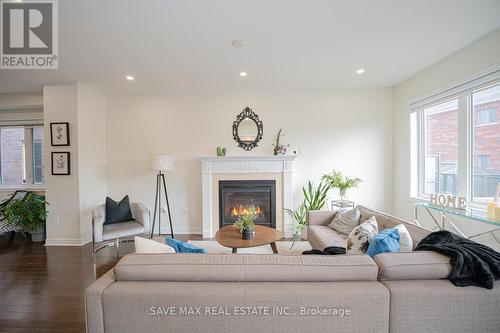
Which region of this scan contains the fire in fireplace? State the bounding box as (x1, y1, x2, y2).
(219, 180, 276, 229)
(230, 205, 264, 217)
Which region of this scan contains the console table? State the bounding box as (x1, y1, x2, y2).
(414, 202, 500, 244)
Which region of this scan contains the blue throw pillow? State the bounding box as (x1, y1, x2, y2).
(165, 237, 207, 253)
(366, 228, 400, 257)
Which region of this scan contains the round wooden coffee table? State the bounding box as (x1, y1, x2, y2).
(215, 225, 283, 253)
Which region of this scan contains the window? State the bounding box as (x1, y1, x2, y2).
(423, 99, 459, 195)
(476, 108, 496, 126)
(0, 126, 44, 187)
(472, 84, 500, 202)
(411, 75, 500, 207)
(32, 126, 45, 185)
(0, 128, 26, 185)
(478, 155, 491, 169)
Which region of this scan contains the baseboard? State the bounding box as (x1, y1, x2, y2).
(158, 227, 202, 235)
(80, 233, 93, 245)
(45, 234, 92, 246)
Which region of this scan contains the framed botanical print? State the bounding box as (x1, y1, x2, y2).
(50, 122, 70, 146)
(51, 152, 71, 175)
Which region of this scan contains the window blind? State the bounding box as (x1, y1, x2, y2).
(0, 109, 44, 126)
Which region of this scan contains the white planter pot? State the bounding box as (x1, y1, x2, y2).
(28, 226, 45, 243)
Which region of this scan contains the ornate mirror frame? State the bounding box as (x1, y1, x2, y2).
(232, 107, 263, 151)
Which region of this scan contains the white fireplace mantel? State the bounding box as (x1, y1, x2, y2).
(199, 155, 297, 238)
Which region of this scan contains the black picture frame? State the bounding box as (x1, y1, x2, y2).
(50, 122, 70, 146)
(232, 107, 263, 151)
(51, 152, 71, 175)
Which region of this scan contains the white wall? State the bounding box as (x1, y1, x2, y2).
(0, 93, 42, 110)
(77, 84, 107, 242)
(44, 85, 81, 245)
(106, 89, 393, 234)
(44, 83, 107, 245)
(392, 28, 500, 249)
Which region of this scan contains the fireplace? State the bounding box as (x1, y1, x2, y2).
(199, 156, 296, 238)
(219, 180, 276, 229)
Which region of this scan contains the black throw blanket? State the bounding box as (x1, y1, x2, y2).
(303, 246, 346, 255)
(415, 230, 500, 289)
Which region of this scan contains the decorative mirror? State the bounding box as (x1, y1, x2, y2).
(232, 107, 263, 151)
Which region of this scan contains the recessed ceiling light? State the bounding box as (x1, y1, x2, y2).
(232, 40, 243, 48)
(356, 69, 365, 74)
(126, 75, 134, 81)
(239, 72, 247, 77)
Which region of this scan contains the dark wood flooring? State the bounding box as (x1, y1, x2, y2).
(0, 233, 200, 333)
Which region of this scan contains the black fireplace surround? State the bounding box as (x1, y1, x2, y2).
(219, 180, 276, 229)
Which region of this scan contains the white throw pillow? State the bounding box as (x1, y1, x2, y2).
(393, 224, 413, 252)
(328, 208, 361, 235)
(134, 236, 176, 254)
(346, 216, 378, 254)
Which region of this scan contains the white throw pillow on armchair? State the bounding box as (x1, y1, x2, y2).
(134, 236, 176, 254)
(328, 208, 361, 235)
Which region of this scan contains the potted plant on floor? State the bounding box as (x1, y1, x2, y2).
(285, 179, 330, 242)
(3, 193, 48, 242)
(233, 205, 258, 240)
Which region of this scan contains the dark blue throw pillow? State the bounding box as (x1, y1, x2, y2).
(104, 195, 134, 225)
(165, 237, 207, 253)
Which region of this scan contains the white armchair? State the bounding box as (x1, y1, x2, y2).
(92, 202, 150, 256)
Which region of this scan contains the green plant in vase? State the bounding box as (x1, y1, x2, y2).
(216, 147, 226, 156)
(322, 170, 362, 203)
(3, 193, 48, 242)
(285, 179, 330, 242)
(272, 128, 289, 155)
(233, 205, 257, 240)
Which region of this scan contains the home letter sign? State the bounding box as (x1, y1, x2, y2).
(429, 194, 467, 210)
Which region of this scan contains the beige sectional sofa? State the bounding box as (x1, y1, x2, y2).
(308, 205, 500, 332)
(86, 206, 500, 333)
(87, 253, 390, 333)
(307, 205, 430, 251)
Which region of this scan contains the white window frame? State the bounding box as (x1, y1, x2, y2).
(410, 65, 500, 209)
(0, 124, 45, 190)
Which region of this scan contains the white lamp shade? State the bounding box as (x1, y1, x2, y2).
(148, 154, 174, 171)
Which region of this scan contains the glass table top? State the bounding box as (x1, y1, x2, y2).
(415, 202, 500, 227)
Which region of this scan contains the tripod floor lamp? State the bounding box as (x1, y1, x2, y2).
(148, 153, 175, 238)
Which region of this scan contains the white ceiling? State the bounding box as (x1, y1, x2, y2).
(1, 0, 500, 95)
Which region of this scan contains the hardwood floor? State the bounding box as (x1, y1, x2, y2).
(0, 233, 201, 333)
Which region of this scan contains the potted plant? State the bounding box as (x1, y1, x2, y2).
(233, 205, 258, 240)
(285, 179, 330, 241)
(272, 128, 289, 155)
(3, 193, 47, 242)
(322, 170, 362, 204)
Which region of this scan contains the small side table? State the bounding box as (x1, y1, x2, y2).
(331, 200, 354, 210)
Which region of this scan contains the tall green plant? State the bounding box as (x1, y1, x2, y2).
(3, 193, 47, 231)
(285, 179, 330, 240)
(275, 129, 282, 147)
(322, 170, 362, 201)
